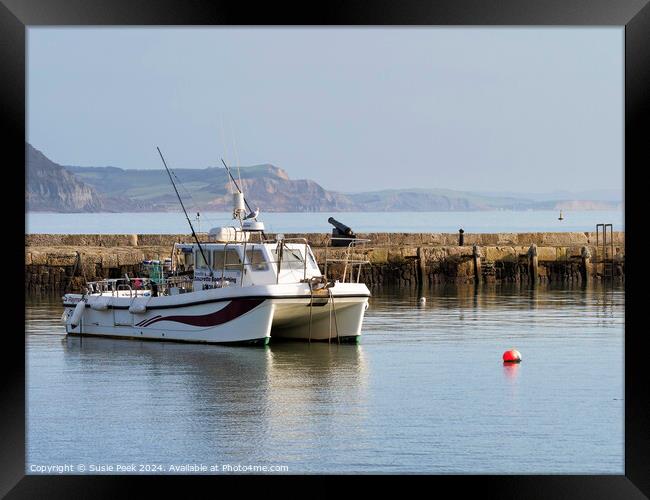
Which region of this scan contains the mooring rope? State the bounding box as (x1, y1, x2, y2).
(308, 280, 313, 344)
(327, 287, 340, 344)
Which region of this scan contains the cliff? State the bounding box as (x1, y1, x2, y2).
(26, 143, 104, 212)
(26, 144, 151, 212)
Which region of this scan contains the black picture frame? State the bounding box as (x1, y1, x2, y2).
(3, 0, 646, 497)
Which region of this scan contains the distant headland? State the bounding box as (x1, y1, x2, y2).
(25, 143, 622, 213)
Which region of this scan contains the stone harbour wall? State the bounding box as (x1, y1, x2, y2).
(317, 244, 624, 288)
(25, 232, 625, 293)
(25, 231, 625, 249)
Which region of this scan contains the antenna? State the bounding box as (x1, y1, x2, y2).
(221, 157, 267, 239)
(221, 158, 242, 194)
(157, 147, 212, 277)
(220, 117, 236, 196)
(232, 133, 242, 190)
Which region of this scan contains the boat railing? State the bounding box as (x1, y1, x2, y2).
(86, 278, 149, 297)
(259, 235, 369, 283)
(163, 275, 194, 293)
(86, 275, 194, 297)
(323, 238, 371, 283)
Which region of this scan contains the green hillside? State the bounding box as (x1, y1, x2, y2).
(65, 164, 288, 200)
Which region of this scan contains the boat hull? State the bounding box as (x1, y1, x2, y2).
(270, 294, 368, 342)
(63, 296, 275, 345)
(62, 282, 370, 345)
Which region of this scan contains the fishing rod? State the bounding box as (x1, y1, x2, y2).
(157, 147, 213, 278)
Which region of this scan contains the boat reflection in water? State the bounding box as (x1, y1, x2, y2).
(261, 341, 369, 457)
(59, 335, 369, 468)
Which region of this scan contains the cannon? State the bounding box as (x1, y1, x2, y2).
(328, 217, 357, 247)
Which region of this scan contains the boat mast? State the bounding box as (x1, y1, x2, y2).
(156, 147, 213, 278)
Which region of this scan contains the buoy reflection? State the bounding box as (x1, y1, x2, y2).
(502, 362, 520, 380)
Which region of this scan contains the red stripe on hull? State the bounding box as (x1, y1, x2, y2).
(136, 315, 162, 327)
(139, 299, 266, 328)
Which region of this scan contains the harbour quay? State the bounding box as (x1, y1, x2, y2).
(25, 231, 624, 293)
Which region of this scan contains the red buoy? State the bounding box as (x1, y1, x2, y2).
(503, 348, 521, 363)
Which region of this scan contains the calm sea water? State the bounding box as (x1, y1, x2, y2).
(26, 284, 624, 474)
(26, 210, 623, 234)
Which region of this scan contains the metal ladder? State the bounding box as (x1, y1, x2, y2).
(595, 223, 615, 280)
(481, 259, 496, 279)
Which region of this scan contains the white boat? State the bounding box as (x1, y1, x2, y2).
(62, 157, 371, 346)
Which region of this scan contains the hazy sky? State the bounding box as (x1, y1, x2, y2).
(27, 27, 623, 194)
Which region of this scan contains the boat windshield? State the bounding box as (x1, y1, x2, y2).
(245, 248, 269, 271)
(306, 248, 318, 269)
(273, 247, 304, 271)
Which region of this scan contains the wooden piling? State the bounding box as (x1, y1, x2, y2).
(472, 245, 482, 284)
(528, 244, 538, 285)
(416, 247, 427, 291)
(581, 246, 592, 283)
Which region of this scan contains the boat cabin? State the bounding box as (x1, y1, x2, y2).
(173, 239, 322, 290)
